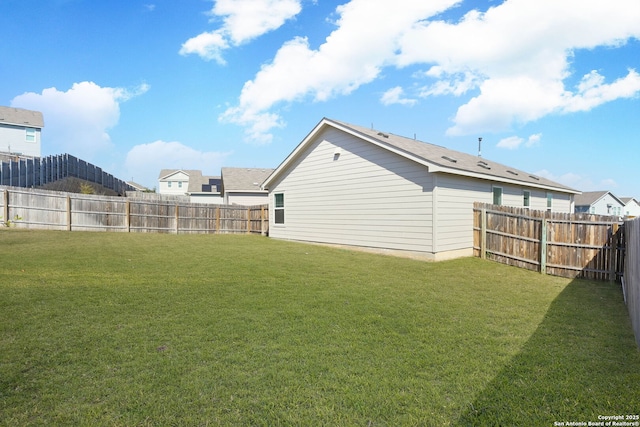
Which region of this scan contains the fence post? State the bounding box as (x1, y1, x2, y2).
(540, 218, 547, 274)
(66, 195, 72, 231)
(125, 200, 131, 233)
(261, 205, 266, 236)
(481, 207, 487, 259)
(3, 189, 8, 223)
(175, 204, 179, 234)
(216, 207, 220, 233)
(610, 222, 619, 282)
(247, 207, 251, 234)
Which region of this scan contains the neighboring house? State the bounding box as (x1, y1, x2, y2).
(127, 181, 150, 192)
(188, 173, 223, 205)
(620, 197, 640, 218)
(220, 167, 274, 205)
(0, 106, 44, 157)
(158, 169, 222, 204)
(262, 118, 580, 260)
(158, 169, 193, 195)
(574, 191, 625, 217)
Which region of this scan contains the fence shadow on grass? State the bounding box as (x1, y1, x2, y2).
(455, 279, 640, 426)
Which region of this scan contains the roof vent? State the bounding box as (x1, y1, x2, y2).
(377, 132, 389, 138)
(441, 155, 457, 163)
(529, 175, 540, 180)
(477, 161, 490, 170)
(507, 170, 518, 175)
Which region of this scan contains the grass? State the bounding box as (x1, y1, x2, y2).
(0, 229, 639, 426)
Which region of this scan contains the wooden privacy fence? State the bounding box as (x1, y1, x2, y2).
(1, 186, 268, 235)
(0, 153, 132, 195)
(623, 218, 640, 348)
(473, 202, 624, 282)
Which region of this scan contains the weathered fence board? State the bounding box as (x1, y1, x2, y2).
(1, 186, 268, 235)
(623, 218, 640, 348)
(473, 202, 624, 281)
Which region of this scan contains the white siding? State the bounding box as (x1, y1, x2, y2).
(435, 175, 575, 252)
(226, 192, 268, 206)
(591, 194, 625, 216)
(158, 171, 190, 195)
(434, 174, 489, 252)
(625, 200, 640, 217)
(0, 123, 41, 157)
(269, 128, 434, 253)
(190, 194, 224, 204)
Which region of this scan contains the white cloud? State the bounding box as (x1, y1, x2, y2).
(526, 133, 541, 147)
(497, 132, 542, 149)
(11, 81, 149, 161)
(180, 0, 302, 63)
(562, 69, 640, 113)
(221, 0, 459, 142)
(395, 0, 640, 135)
(221, 0, 640, 141)
(380, 86, 417, 106)
(124, 140, 232, 189)
(419, 71, 479, 97)
(496, 136, 523, 150)
(535, 169, 618, 192)
(180, 31, 229, 64)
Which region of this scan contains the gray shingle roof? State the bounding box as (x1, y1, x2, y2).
(574, 191, 609, 206)
(0, 106, 44, 128)
(574, 191, 625, 207)
(158, 169, 202, 180)
(327, 118, 578, 193)
(221, 167, 274, 192)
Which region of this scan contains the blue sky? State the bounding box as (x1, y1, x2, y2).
(2, 0, 639, 198)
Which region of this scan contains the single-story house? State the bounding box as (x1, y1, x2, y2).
(620, 197, 640, 218)
(574, 191, 625, 217)
(0, 106, 44, 158)
(261, 118, 580, 260)
(220, 167, 274, 205)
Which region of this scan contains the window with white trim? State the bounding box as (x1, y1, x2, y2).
(274, 193, 284, 224)
(546, 192, 553, 211)
(523, 190, 530, 207)
(492, 187, 502, 205)
(25, 128, 36, 142)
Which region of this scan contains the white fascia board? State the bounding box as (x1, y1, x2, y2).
(159, 170, 189, 181)
(262, 119, 331, 190)
(227, 190, 268, 194)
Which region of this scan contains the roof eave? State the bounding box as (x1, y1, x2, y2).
(261, 118, 579, 195)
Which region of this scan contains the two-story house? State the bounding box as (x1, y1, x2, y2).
(0, 106, 44, 157)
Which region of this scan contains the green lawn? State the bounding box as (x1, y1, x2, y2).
(1, 230, 638, 426)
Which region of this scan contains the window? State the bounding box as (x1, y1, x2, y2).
(546, 192, 553, 211)
(25, 128, 36, 142)
(523, 190, 530, 207)
(178, 181, 183, 188)
(274, 193, 284, 224)
(492, 187, 502, 205)
(168, 181, 172, 188)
